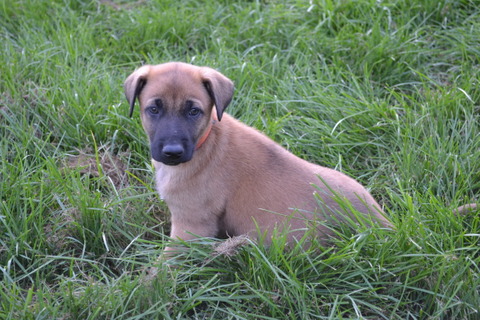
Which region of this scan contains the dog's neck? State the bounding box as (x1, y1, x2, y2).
(195, 114, 217, 150)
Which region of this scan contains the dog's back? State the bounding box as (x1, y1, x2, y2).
(190, 113, 390, 241)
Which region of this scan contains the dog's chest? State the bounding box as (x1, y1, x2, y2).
(154, 167, 179, 200)
(154, 165, 204, 203)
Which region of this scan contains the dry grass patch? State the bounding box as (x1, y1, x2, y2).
(66, 147, 129, 189)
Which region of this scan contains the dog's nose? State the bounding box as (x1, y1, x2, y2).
(162, 144, 184, 159)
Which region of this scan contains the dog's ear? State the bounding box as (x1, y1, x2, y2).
(124, 65, 151, 118)
(201, 68, 234, 121)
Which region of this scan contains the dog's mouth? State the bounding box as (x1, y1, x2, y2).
(152, 155, 192, 166)
(159, 158, 187, 166)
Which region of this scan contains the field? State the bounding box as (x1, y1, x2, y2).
(1, 0, 479, 319)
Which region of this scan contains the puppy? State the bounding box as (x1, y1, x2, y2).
(124, 62, 391, 254)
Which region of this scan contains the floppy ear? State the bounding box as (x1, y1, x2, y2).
(124, 65, 151, 118)
(201, 67, 234, 121)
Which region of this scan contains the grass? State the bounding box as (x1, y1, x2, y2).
(1, 0, 479, 318)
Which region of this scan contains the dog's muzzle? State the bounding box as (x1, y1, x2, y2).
(152, 142, 193, 166)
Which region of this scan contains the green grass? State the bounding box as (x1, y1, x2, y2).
(1, 0, 479, 318)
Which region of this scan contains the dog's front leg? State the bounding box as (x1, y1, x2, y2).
(164, 217, 219, 254)
(144, 217, 218, 279)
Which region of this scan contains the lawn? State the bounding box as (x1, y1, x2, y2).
(1, 0, 479, 319)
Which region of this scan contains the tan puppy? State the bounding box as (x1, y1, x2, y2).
(125, 62, 391, 253)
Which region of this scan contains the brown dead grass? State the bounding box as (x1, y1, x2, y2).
(66, 147, 128, 189)
(212, 235, 251, 257)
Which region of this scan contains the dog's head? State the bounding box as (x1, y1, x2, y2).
(124, 62, 234, 165)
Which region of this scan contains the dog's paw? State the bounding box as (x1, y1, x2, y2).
(138, 266, 160, 284)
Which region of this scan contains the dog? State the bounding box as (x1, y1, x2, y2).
(124, 62, 392, 255)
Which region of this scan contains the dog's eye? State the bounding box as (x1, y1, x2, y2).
(188, 107, 201, 117)
(148, 106, 160, 114)
(146, 99, 163, 115)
